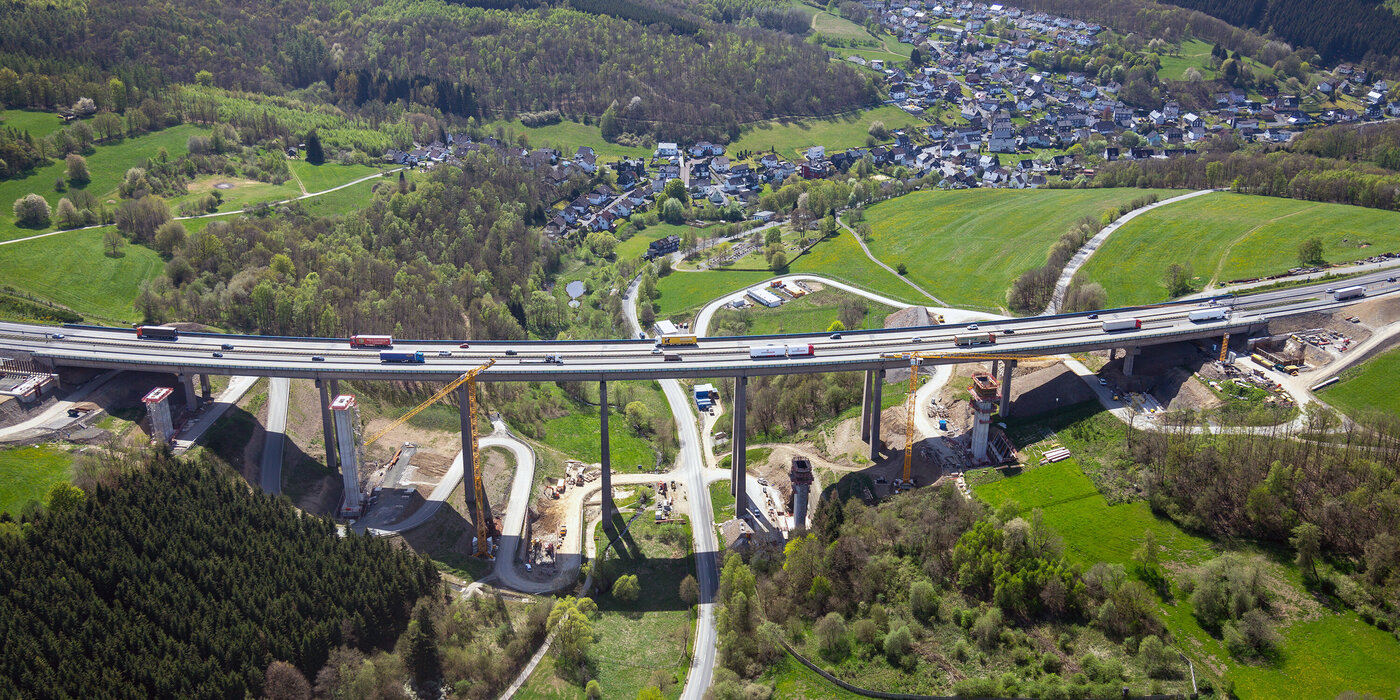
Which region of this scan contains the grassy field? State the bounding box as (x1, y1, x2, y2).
(975, 458, 1214, 568)
(0, 109, 65, 139)
(0, 226, 162, 324)
(710, 286, 896, 335)
(1318, 346, 1400, 419)
(1076, 193, 1400, 306)
(765, 651, 866, 699)
(0, 124, 206, 242)
(861, 188, 1179, 312)
(973, 414, 1400, 699)
(708, 479, 735, 520)
(286, 160, 385, 193)
(1156, 38, 1218, 81)
(486, 118, 652, 160)
(169, 175, 300, 214)
(615, 222, 696, 261)
(654, 231, 923, 321)
(728, 105, 927, 160)
(0, 446, 74, 515)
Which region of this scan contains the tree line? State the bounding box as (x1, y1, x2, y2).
(1158, 0, 1400, 70)
(134, 153, 559, 340)
(0, 0, 876, 143)
(0, 449, 439, 698)
(708, 483, 1195, 697)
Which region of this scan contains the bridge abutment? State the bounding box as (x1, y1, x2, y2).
(1124, 346, 1141, 376)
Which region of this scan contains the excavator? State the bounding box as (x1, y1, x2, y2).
(363, 359, 497, 557)
(881, 351, 1049, 490)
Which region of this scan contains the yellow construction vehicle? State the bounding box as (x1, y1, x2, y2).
(882, 351, 1050, 489)
(364, 359, 496, 557)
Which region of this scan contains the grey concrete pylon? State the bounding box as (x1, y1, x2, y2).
(731, 375, 748, 519)
(600, 380, 614, 532)
(860, 369, 873, 442)
(315, 378, 338, 469)
(458, 384, 479, 506)
(179, 372, 197, 411)
(999, 359, 1016, 417)
(868, 369, 884, 461)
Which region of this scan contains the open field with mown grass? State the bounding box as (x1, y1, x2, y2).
(0, 110, 65, 139)
(710, 286, 895, 335)
(1318, 346, 1400, 420)
(287, 160, 386, 193)
(1076, 192, 1400, 306)
(728, 105, 927, 159)
(973, 407, 1400, 699)
(615, 222, 697, 261)
(0, 446, 73, 515)
(486, 118, 652, 160)
(860, 188, 1178, 312)
(0, 226, 161, 324)
(654, 231, 923, 321)
(0, 124, 206, 242)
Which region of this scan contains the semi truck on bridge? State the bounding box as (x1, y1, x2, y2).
(1101, 318, 1142, 332)
(1187, 307, 1230, 322)
(351, 335, 394, 348)
(380, 351, 425, 364)
(749, 344, 815, 359)
(136, 325, 179, 340)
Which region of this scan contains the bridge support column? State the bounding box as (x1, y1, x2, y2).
(600, 380, 614, 533)
(999, 360, 1016, 417)
(200, 374, 212, 400)
(1124, 347, 1140, 376)
(315, 379, 338, 469)
(458, 384, 483, 511)
(731, 375, 748, 519)
(329, 378, 341, 400)
(179, 372, 197, 412)
(860, 370, 873, 442)
(868, 369, 885, 462)
(991, 359, 1000, 379)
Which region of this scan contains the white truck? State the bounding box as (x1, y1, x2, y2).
(1332, 285, 1366, 301)
(1101, 318, 1142, 332)
(1187, 307, 1230, 322)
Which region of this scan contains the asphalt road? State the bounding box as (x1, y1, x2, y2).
(259, 377, 290, 494)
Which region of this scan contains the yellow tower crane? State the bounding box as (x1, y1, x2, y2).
(363, 359, 497, 557)
(882, 351, 1051, 489)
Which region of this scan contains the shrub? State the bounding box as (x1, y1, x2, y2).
(910, 580, 940, 623)
(972, 608, 1003, 650)
(882, 624, 912, 662)
(612, 574, 640, 602)
(814, 612, 849, 661)
(13, 193, 51, 227)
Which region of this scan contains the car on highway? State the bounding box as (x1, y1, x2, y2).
(221, 343, 234, 350)
(911, 337, 924, 343)
(1099, 378, 1108, 386)
(966, 324, 979, 330)
(458, 342, 471, 348)
(829, 332, 842, 340)
(651, 347, 663, 355)
(312, 356, 325, 362)
(1389, 277, 1397, 283)
(1003, 329, 1016, 335)
(1088, 314, 1099, 320)
(438, 350, 451, 357)
(503, 349, 517, 356)
(50, 333, 64, 340)
(1325, 288, 1336, 294)
(212, 352, 223, 358)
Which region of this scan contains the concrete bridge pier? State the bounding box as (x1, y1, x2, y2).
(457, 384, 484, 512)
(868, 369, 885, 461)
(200, 373, 212, 400)
(1124, 347, 1141, 376)
(600, 380, 615, 533)
(860, 370, 873, 442)
(179, 372, 197, 412)
(731, 375, 749, 519)
(999, 360, 1016, 417)
(315, 378, 339, 469)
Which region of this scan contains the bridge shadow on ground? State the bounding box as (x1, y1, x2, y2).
(591, 511, 694, 616)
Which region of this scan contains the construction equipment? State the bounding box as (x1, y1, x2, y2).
(363, 359, 496, 556)
(882, 352, 1051, 488)
(1219, 333, 1230, 362)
